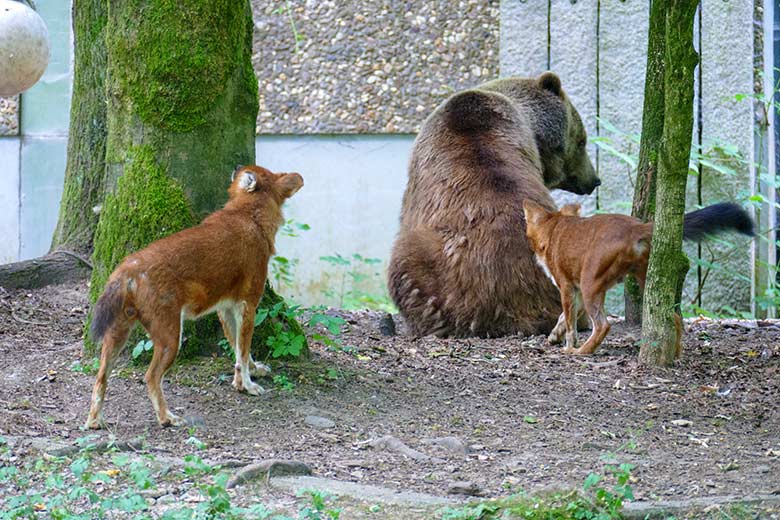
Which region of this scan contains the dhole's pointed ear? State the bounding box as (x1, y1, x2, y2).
(560, 203, 581, 216)
(538, 71, 562, 97)
(237, 171, 256, 192)
(523, 200, 548, 226)
(277, 173, 304, 198)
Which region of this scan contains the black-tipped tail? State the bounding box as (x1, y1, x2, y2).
(90, 280, 124, 342)
(683, 202, 755, 242)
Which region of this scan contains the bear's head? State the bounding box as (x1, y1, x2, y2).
(481, 73, 600, 195)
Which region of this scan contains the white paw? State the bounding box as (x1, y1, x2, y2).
(84, 415, 105, 430)
(243, 380, 266, 396)
(547, 330, 564, 345)
(161, 412, 187, 427)
(251, 361, 271, 377)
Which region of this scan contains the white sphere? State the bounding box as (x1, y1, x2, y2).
(0, 0, 50, 96)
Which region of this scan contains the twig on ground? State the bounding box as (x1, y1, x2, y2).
(11, 310, 49, 326)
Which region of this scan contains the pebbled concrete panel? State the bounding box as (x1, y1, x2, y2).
(252, 0, 499, 134)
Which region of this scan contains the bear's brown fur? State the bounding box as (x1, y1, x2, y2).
(388, 72, 599, 338)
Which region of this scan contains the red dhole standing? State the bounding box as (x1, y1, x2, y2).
(85, 165, 303, 429)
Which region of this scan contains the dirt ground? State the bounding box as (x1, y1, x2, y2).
(1, 281, 779, 514)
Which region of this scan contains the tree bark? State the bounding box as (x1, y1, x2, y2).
(50, 0, 108, 254)
(625, 0, 667, 325)
(79, 0, 305, 359)
(0, 251, 91, 290)
(639, 0, 699, 366)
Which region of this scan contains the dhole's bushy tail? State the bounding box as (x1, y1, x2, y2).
(90, 280, 124, 342)
(683, 202, 754, 242)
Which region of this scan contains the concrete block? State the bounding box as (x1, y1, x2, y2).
(19, 137, 67, 260)
(0, 138, 20, 263)
(256, 134, 413, 305)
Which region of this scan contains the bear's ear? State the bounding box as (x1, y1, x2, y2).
(538, 72, 562, 98)
(238, 171, 257, 192)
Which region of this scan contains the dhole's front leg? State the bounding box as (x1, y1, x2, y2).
(231, 302, 266, 396)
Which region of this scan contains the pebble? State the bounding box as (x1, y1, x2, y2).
(227, 459, 313, 489)
(447, 480, 484, 496)
(305, 415, 336, 429)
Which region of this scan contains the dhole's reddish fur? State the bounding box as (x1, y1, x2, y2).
(86, 165, 303, 429)
(523, 200, 754, 357)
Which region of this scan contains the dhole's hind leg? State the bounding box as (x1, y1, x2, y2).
(231, 303, 266, 396)
(572, 287, 610, 355)
(85, 324, 131, 429)
(145, 316, 186, 427)
(559, 285, 581, 352)
(549, 292, 583, 344)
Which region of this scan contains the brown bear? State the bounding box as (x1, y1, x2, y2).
(388, 72, 600, 338)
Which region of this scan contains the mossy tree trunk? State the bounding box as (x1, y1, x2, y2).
(75, 0, 304, 360)
(625, 0, 667, 325)
(639, 0, 699, 366)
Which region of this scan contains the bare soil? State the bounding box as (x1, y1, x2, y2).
(1, 282, 779, 511)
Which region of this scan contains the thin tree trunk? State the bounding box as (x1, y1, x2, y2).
(639, 0, 699, 366)
(50, 0, 107, 254)
(625, 0, 667, 325)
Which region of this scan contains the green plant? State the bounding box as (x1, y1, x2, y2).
(273, 373, 296, 392)
(436, 463, 635, 520)
(273, 0, 305, 53)
(131, 338, 153, 359)
(319, 253, 395, 311)
(296, 490, 341, 520)
(69, 357, 100, 375)
(253, 301, 346, 359)
(307, 306, 347, 350)
(255, 302, 307, 358)
(271, 219, 310, 290)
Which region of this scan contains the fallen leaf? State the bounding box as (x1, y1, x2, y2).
(671, 419, 693, 427)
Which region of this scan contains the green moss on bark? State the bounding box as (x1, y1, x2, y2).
(85, 146, 194, 355)
(639, 0, 699, 367)
(626, 0, 667, 325)
(106, 0, 251, 132)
